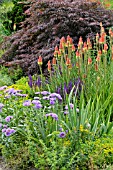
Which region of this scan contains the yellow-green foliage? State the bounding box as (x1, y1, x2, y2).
(10, 76, 31, 94)
(80, 133, 113, 169)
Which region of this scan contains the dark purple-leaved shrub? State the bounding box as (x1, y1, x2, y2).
(1, 0, 113, 75)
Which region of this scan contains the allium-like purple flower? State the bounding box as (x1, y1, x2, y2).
(50, 98, 56, 105)
(45, 113, 58, 121)
(49, 93, 62, 101)
(65, 130, 68, 133)
(0, 86, 7, 91)
(65, 103, 74, 110)
(3, 125, 7, 128)
(16, 90, 23, 93)
(5, 116, 13, 122)
(35, 92, 41, 95)
(64, 111, 69, 115)
(41, 91, 50, 95)
(23, 100, 31, 106)
(59, 132, 66, 138)
(5, 88, 16, 95)
(43, 96, 50, 100)
(0, 123, 2, 128)
(2, 128, 7, 133)
(16, 93, 27, 97)
(5, 128, 16, 136)
(59, 127, 63, 131)
(34, 103, 42, 109)
(32, 100, 41, 105)
(0, 103, 4, 112)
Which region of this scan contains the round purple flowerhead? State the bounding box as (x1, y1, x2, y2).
(34, 103, 42, 109)
(59, 127, 63, 131)
(16, 93, 27, 97)
(5, 128, 16, 136)
(43, 96, 50, 100)
(50, 98, 56, 105)
(59, 132, 66, 138)
(32, 100, 41, 105)
(2, 128, 7, 133)
(5, 88, 17, 95)
(45, 113, 58, 121)
(5, 116, 13, 122)
(23, 100, 31, 106)
(64, 111, 69, 115)
(65, 103, 74, 110)
(49, 93, 62, 101)
(41, 91, 50, 96)
(3, 125, 7, 128)
(0, 86, 7, 91)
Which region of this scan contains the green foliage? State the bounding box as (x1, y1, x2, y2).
(6, 0, 27, 32)
(0, 73, 13, 86)
(2, 143, 31, 170)
(0, 0, 14, 42)
(7, 65, 23, 82)
(0, 65, 23, 84)
(0, 0, 27, 43)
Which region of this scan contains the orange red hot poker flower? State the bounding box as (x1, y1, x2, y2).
(38, 56, 43, 65)
(66, 57, 71, 66)
(52, 57, 57, 65)
(88, 58, 92, 65)
(48, 60, 51, 71)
